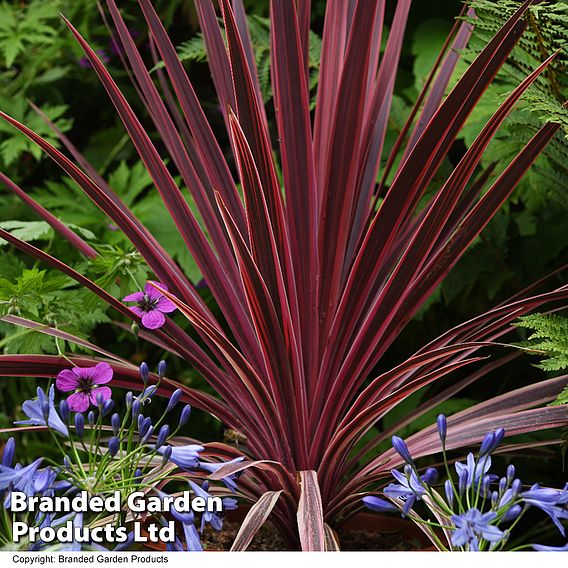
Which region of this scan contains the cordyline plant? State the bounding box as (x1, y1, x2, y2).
(0, 0, 567, 550)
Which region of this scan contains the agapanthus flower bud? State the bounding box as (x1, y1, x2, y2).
(140, 425, 154, 445)
(132, 400, 141, 419)
(511, 479, 522, 497)
(140, 362, 149, 385)
(158, 360, 167, 378)
(437, 414, 447, 444)
(506, 464, 515, 484)
(63, 455, 72, 470)
(503, 504, 522, 522)
(59, 400, 70, 423)
(111, 413, 121, 436)
(125, 391, 133, 410)
(1, 437, 15, 467)
(137, 413, 145, 432)
(134, 468, 142, 482)
(102, 399, 114, 416)
(141, 385, 157, 399)
(482, 475, 492, 498)
(423, 468, 437, 485)
(95, 392, 105, 408)
(87, 411, 95, 426)
(479, 432, 495, 456)
(178, 404, 192, 427)
(362, 496, 398, 513)
(459, 469, 468, 496)
(166, 389, 182, 414)
(491, 490, 499, 507)
(392, 436, 413, 464)
(499, 477, 508, 495)
(160, 445, 172, 467)
(108, 437, 120, 457)
(74, 413, 84, 439)
(156, 425, 169, 449)
(141, 417, 152, 438)
(445, 479, 454, 507)
(493, 428, 505, 449)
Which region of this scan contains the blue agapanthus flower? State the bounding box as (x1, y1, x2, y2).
(383, 465, 428, 515)
(455, 453, 493, 489)
(0, 458, 43, 495)
(533, 542, 568, 552)
(15, 386, 69, 437)
(157, 444, 204, 470)
(189, 479, 237, 532)
(521, 484, 568, 536)
(450, 508, 504, 551)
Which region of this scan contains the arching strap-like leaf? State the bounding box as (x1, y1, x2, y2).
(0, 315, 127, 364)
(297, 470, 325, 551)
(323, 523, 341, 551)
(230, 490, 283, 551)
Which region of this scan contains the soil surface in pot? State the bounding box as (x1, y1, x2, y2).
(201, 521, 423, 551)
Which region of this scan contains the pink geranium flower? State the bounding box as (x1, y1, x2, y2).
(123, 282, 177, 329)
(56, 362, 113, 412)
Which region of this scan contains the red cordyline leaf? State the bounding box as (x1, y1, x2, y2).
(0, 0, 566, 548)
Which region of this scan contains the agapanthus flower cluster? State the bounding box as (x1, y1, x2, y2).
(1, 360, 240, 551)
(363, 415, 568, 551)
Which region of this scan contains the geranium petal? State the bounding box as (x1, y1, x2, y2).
(66, 392, 90, 413)
(56, 370, 79, 392)
(92, 362, 113, 384)
(145, 281, 166, 301)
(123, 291, 144, 302)
(156, 296, 177, 313)
(129, 306, 146, 318)
(141, 309, 166, 329)
(89, 386, 112, 405)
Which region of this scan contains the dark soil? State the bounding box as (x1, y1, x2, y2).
(201, 521, 423, 551)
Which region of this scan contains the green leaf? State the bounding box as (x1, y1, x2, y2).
(0, 220, 53, 245)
